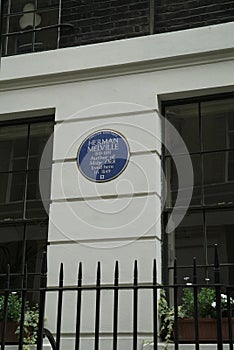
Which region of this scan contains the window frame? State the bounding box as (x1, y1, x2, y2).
(1, 0, 62, 56)
(0, 115, 54, 221)
(162, 92, 234, 284)
(0, 114, 54, 287)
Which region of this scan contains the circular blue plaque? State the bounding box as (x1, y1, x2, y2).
(77, 130, 130, 182)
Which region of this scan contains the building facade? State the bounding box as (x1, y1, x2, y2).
(0, 0, 234, 348)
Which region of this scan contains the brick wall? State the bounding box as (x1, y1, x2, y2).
(60, 0, 234, 48)
(155, 0, 234, 33)
(60, 0, 150, 48)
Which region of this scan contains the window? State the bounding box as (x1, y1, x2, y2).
(2, 0, 61, 56)
(0, 116, 54, 289)
(163, 94, 234, 285)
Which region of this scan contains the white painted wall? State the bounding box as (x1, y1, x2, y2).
(0, 22, 234, 349)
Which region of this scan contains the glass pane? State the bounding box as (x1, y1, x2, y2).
(10, 0, 35, 14)
(206, 210, 234, 283)
(6, 34, 18, 56)
(9, 13, 21, 32)
(29, 122, 54, 170)
(2, 16, 8, 56)
(0, 125, 28, 172)
(2, 15, 8, 36)
(229, 112, 234, 130)
(165, 103, 200, 155)
(166, 154, 201, 207)
(168, 211, 205, 283)
(37, 8, 59, 27)
(26, 170, 51, 218)
(2, 1, 9, 15)
(16, 32, 34, 55)
(203, 151, 234, 205)
(7, 2, 39, 54)
(0, 172, 25, 219)
(27, 171, 39, 200)
(203, 266, 233, 285)
(35, 27, 58, 51)
(202, 98, 234, 151)
(229, 132, 234, 149)
(228, 151, 234, 180)
(37, 0, 59, 9)
(0, 224, 24, 274)
(25, 222, 47, 274)
(25, 222, 47, 298)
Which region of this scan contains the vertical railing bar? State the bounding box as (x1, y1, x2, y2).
(75, 262, 83, 350)
(0, 0, 3, 62)
(113, 261, 119, 350)
(226, 287, 233, 350)
(193, 258, 199, 350)
(57, 0, 62, 48)
(133, 260, 138, 350)
(149, 0, 155, 35)
(18, 264, 28, 350)
(1, 265, 10, 350)
(55, 263, 64, 350)
(36, 252, 47, 350)
(153, 259, 158, 350)
(22, 124, 31, 220)
(214, 245, 223, 350)
(173, 258, 179, 350)
(94, 262, 101, 350)
(32, 0, 37, 52)
(4, 0, 11, 56)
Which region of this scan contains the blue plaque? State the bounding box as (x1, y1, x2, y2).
(77, 130, 130, 182)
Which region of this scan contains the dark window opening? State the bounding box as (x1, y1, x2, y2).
(0, 116, 54, 293)
(163, 94, 234, 285)
(2, 0, 61, 56)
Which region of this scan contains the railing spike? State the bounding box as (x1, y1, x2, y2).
(134, 260, 138, 284)
(78, 262, 82, 284)
(214, 244, 219, 268)
(214, 244, 220, 284)
(114, 261, 119, 282)
(193, 257, 197, 284)
(153, 259, 157, 285)
(96, 261, 101, 284)
(59, 263, 64, 285)
(173, 257, 177, 284)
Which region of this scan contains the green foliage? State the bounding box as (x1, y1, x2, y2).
(158, 289, 186, 345)
(181, 288, 234, 318)
(181, 288, 216, 318)
(0, 293, 22, 322)
(0, 293, 39, 350)
(220, 293, 234, 316)
(158, 287, 234, 346)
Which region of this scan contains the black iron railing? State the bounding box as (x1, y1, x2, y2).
(170, 246, 234, 350)
(0, 245, 234, 350)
